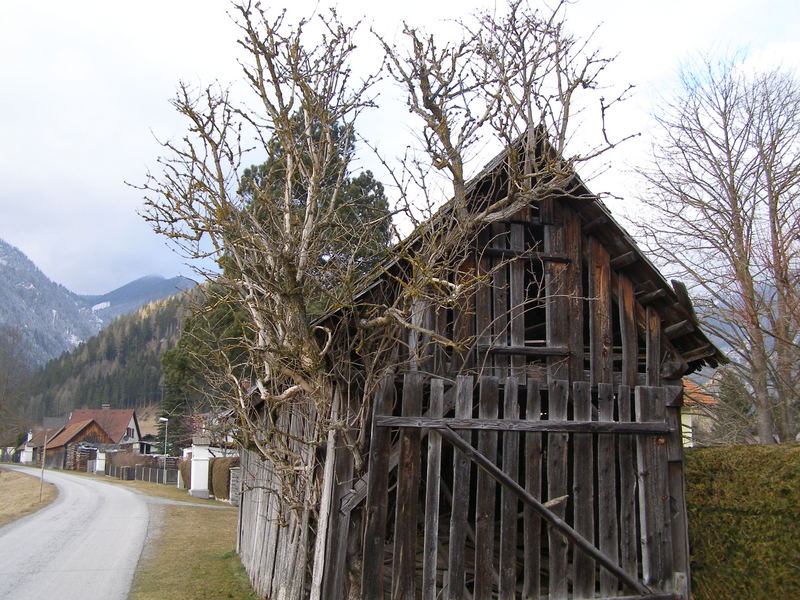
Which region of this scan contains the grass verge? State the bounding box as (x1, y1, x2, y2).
(129, 504, 258, 600)
(64, 469, 222, 505)
(0, 466, 57, 527)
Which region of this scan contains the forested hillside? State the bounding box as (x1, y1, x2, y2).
(24, 290, 198, 421)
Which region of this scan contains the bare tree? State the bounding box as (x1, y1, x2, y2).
(141, 5, 628, 582)
(637, 55, 800, 444)
(0, 326, 31, 444)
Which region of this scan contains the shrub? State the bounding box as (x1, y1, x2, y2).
(178, 458, 191, 489)
(210, 457, 240, 500)
(685, 442, 800, 599)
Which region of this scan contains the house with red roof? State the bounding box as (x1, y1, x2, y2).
(67, 404, 142, 449)
(682, 379, 719, 447)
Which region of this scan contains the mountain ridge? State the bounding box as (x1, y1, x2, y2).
(0, 238, 196, 364)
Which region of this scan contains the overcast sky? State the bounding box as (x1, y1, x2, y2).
(1, 1, 797, 295)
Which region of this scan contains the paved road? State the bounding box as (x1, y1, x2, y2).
(0, 466, 149, 600)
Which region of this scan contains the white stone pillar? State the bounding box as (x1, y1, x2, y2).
(189, 436, 211, 499)
(95, 451, 107, 475)
(20, 432, 33, 464)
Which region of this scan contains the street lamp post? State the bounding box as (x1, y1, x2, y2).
(158, 417, 169, 484)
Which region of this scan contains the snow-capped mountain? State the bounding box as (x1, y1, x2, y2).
(79, 274, 196, 323)
(0, 238, 195, 365)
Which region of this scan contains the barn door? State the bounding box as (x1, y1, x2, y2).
(358, 373, 688, 600)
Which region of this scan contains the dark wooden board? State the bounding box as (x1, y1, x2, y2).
(500, 377, 520, 599)
(475, 376, 499, 598)
(572, 381, 595, 597)
(422, 379, 444, 600)
(361, 375, 394, 599)
(617, 384, 639, 581)
(523, 379, 542, 600)
(445, 375, 474, 600)
(598, 382, 620, 595)
(547, 379, 569, 598)
(392, 372, 423, 600)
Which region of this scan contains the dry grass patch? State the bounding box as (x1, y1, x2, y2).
(0, 467, 57, 528)
(129, 504, 256, 600)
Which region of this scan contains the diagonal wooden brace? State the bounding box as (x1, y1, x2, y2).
(438, 424, 652, 597)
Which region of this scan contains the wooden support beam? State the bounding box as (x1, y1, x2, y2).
(582, 215, 608, 234)
(637, 288, 668, 305)
(479, 344, 569, 357)
(436, 424, 652, 596)
(664, 320, 695, 339)
(681, 344, 716, 363)
(484, 247, 571, 263)
(611, 251, 638, 270)
(373, 416, 672, 434)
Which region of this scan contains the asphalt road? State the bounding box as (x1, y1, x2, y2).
(0, 466, 149, 600)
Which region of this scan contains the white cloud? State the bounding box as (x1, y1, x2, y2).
(0, 0, 797, 293)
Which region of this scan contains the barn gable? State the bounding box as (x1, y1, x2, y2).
(237, 134, 724, 600)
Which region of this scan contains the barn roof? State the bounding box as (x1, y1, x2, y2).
(46, 419, 113, 449)
(321, 130, 725, 373)
(68, 408, 138, 444)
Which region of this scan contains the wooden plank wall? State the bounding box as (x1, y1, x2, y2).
(237, 406, 315, 600)
(357, 374, 682, 599)
(235, 195, 694, 599)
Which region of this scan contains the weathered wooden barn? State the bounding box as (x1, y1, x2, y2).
(236, 136, 724, 600)
(44, 419, 113, 470)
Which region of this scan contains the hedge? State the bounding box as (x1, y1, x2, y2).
(210, 457, 240, 500)
(178, 459, 191, 489)
(685, 442, 800, 600)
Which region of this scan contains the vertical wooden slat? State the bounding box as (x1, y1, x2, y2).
(361, 375, 394, 600)
(597, 382, 620, 595)
(435, 305, 450, 375)
(477, 230, 493, 376)
(646, 307, 662, 387)
(547, 378, 569, 599)
(572, 381, 595, 598)
(618, 275, 638, 387)
(618, 275, 639, 580)
(393, 373, 423, 600)
(523, 379, 542, 600)
(543, 200, 569, 599)
(655, 388, 674, 587)
(452, 255, 476, 373)
(500, 377, 520, 599)
(475, 376, 499, 598)
(422, 379, 444, 600)
(617, 384, 639, 581)
(636, 386, 664, 587)
(446, 375, 473, 600)
(666, 385, 692, 587)
(564, 208, 584, 382)
(545, 205, 569, 383)
(492, 223, 509, 379)
(321, 429, 355, 600)
(590, 237, 613, 385)
(509, 224, 526, 378)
